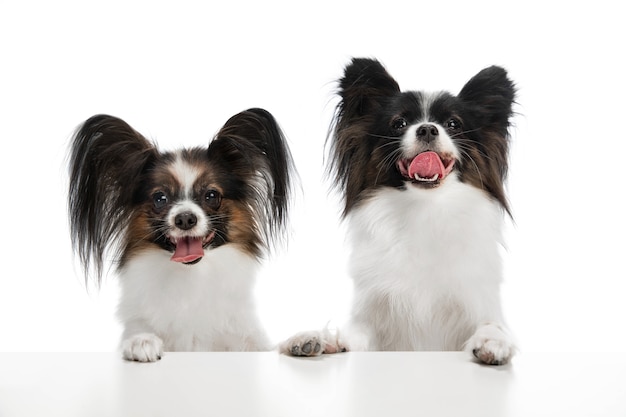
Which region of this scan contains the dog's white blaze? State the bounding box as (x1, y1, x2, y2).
(167, 152, 209, 237)
(171, 151, 201, 198)
(417, 91, 439, 123)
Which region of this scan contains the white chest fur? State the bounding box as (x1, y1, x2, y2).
(117, 245, 269, 352)
(346, 178, 506, 350)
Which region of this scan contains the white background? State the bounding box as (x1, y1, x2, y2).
(1, 0, 624, 353)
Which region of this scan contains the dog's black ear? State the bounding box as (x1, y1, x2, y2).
(329, 58, 400, 216)
(68, 115, 157, 286)
(338, 57, 400, 118)
(459, 66, 516, 137)
(208, 108, 294, 252)
(458, 67, 516, 216)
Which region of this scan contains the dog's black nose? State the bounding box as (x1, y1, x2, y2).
(175, 212, 197, 230)
(417, 123, 439, 143)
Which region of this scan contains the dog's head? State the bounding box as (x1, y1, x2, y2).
(68, 109, 294, 285)
(329, 58, 516, 215)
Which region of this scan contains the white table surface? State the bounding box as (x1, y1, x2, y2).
(1, 351, 624, 417)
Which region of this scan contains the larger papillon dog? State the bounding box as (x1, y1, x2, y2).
(69, 108, 294, 362)
(281, 58, 517, 365)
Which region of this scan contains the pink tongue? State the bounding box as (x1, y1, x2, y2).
(408, 151, 445, 179)
(171, 237, 204, 263)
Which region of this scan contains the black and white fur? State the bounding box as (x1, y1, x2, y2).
(282, 58, 517, 365)
(69, 108, 294, 362)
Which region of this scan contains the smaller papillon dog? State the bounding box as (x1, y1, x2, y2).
(281, 58, 517, 365)
(69, 108, 294, 362)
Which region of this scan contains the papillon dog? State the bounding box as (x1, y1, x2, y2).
(281, 58, 517, 365)
(68, 108, 294, 362)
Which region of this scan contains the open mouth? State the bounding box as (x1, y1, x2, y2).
(168, 231, 215, 265)
(397, 151, 455, 185)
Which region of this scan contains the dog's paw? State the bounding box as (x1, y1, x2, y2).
(121, 333, 164, 362)
(280, 331, 325, 357)
(465, 323, 515, 366)
(280, 328, 348, 357)
(471, 339, 513, 366)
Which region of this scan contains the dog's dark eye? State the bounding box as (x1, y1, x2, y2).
(205, 189, 222, 210)
(447, 118, 461, 131)
(391, 117, 408, 132)
(153, 192, 168, 210)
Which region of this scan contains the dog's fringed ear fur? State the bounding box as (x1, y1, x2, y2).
(68, 115, 158, 286)
(458, 66, 516, 215)
(329, 58, 401, 216)
(338, 58, 400, 118)
(459, 65, 516, 140)
(208, 108, 295, 254)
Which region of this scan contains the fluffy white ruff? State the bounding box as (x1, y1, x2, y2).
(118, 245, 270, 362)
(282, 175, 515, 364)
